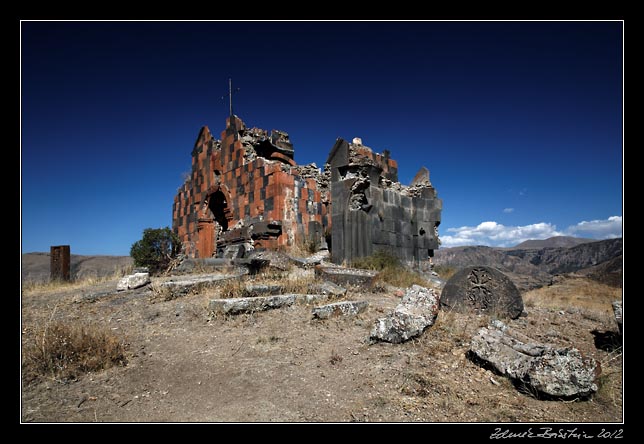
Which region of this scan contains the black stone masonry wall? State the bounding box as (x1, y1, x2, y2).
(328, 138, 441, 268)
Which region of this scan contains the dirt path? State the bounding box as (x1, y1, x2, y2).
(21, 274, 622, 423)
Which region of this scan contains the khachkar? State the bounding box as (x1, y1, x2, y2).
(440, 266, 524, 319)
(327, 137, 442, 268)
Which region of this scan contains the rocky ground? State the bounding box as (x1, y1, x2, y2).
(21, 262, 622, 425)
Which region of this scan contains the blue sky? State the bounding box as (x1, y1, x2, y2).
(21, 21, 623, 255)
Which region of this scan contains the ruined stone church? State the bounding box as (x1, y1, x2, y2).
(172, 115, 442, 267)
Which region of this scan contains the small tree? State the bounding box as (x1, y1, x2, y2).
(130, 227, 181, 274)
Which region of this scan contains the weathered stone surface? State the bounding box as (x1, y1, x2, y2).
(245, 284, 284, 296)
(440, 266, 524, 319)
(308, 280, 347, 297)
(209, 294, 296, 315)
(312, 301, 368, 319)
(425, 274, 446, 289)
(288, 250, 330, 268)
(117, 272, 151, 291)
(328, 138, 441, 267)
(174, 258, 232, 273)
(612, 300, 622, 335)
(209, 293, 338, 315)
(315, 265, 378, 287)
(370, 285, 439, 343)
(470, 320, 600, 398)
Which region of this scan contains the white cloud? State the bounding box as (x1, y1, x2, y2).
(440, 216, 622, 248)
(566, 216, 622, 239)
(503, 208, 514, 213)
(441, 221, 562, 247)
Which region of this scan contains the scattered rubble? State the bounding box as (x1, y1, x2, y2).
(288, 250, 330, 268)
(312, 301, 369, 320)
(370, 285, 439, 344)
(117, 272, 151, 291)
(440, 266, 524, 319)
(470, 320, 600, 399)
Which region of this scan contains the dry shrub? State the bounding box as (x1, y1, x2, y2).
(218, 279, 248, 299)
(23, 321, 127, 384)
(329, 350, 343, 365)
(432, 265, 457, 281)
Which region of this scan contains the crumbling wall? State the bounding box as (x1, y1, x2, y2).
(328, 138, 441, 268)
(173, 116, 330, 259)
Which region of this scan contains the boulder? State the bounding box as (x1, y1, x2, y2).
(440, 266, 524, 319)
(612, 300, 622, 335)
(312, 301, 368, 319)
(370, 285, 439, 343)
(117, 272, 150, 291)
(470, 320, 600, 398)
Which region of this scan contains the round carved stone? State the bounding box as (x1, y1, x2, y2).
(440, 266, 524, 319)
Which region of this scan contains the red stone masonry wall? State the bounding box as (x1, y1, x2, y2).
(352, 145, 399, 181)
(173, 116, 329, 258)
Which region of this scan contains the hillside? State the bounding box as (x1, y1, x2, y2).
(434, 237, 622, 290)
(21, 252, 133, 283)
(21, 258, 622, 423)
(509, 236, 595, 250)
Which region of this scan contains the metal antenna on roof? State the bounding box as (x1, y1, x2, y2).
(221, 78, 240, 116)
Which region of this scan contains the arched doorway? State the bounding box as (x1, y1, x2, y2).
(208, 189, 229, 232)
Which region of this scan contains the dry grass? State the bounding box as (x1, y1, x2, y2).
(352, 250, 429, 288)
(523, 277, 621, 313)
(432, 265, 457, 281)
(202, 267, 318, 300)
(22, 265, 133, 296)
(22, 319, 128, 384)
(595, 348, 623, 412)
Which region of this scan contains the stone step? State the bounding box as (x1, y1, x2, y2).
(312, 300, 368, 320)
(159, 271, 246, 298)
(314, 265, 378, 287)
(209, 293, 339, 315)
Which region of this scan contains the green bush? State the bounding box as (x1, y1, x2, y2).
(130, 227, 181, 274)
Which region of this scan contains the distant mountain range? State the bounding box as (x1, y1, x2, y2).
(434, 237, 622, 291)
(508, 236, 596, 250)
